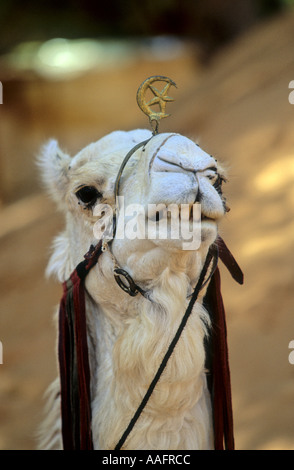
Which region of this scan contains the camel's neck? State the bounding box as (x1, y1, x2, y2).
(86, 267, 213, 450)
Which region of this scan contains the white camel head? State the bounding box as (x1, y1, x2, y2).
(40, 129, 227, 287)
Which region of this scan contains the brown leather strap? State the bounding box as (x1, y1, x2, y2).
(217, 236, 243, 285)
(206, 267, 235, 450)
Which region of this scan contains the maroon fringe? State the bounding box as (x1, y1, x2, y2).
(206, 238, 243, 450)
(206, 267, 234, 450)
(58, 241, 102, 450)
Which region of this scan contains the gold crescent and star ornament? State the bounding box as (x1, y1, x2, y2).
(136, 76, 177, 134)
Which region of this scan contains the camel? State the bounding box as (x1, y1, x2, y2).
(37, 126, 238, 450)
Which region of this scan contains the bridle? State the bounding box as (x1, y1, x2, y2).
(111, 79, 178, 296)
(57, 76, 243, 451)
(109, 123, 218, 301)
(112, 135, 153, 298)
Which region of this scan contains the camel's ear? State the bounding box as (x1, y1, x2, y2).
(38, 139, 71, 206)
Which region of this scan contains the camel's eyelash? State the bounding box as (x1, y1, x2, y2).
(213, 175, 226, 193)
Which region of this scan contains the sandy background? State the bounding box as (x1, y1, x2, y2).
(0, 9, 294, 450)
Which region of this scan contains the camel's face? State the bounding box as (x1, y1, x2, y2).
(40, 129, 227, 275)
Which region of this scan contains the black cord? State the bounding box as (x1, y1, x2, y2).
(114, 247, 216, 450)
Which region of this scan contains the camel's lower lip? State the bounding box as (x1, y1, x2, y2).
(201, 215, 215, 222)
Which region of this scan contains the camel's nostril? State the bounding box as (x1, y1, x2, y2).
(194, 189, 201, 204)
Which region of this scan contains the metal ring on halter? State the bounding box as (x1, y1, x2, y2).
(114, 267, 152, 299)
(113, 267, 140, 297)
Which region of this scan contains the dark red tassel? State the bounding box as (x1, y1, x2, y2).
(58, 241, 102, 450)
(206, 267, 234, 450)
(205, 239, 243, 450)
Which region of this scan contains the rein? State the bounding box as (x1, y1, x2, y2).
(114, 245, 217, 450)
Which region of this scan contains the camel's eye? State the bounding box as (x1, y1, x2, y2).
(203, 167, 218, 183)
(76, 186, 102, 206)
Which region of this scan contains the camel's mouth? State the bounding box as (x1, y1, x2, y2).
(147, 203, 216, 224)
(201, 215, 215, 222)
(134, 202, 218, 250)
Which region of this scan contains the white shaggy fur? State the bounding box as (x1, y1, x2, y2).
(37, 129, 227, 450)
